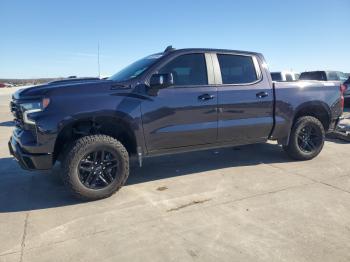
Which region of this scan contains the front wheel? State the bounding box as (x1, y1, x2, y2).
(283, 116, 325, 161)
(62, 135, 129, 201)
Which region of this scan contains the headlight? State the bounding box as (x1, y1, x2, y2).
(21, 98, 50, 125)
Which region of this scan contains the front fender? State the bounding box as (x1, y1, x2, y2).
(33, 89, 146, 154)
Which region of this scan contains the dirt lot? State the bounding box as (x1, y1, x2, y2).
(1, 90, 350, 262)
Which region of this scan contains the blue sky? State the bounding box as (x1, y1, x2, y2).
(1, 0, 349, 78)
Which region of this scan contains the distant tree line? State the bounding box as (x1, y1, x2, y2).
(0, 78, 65, 86)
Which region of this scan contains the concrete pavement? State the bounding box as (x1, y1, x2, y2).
(0, 90, 350, 262)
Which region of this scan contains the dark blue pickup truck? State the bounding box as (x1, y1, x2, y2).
(9, 47, 345, 200)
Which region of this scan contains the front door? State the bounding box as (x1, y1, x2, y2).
(141, 53, 218, 152)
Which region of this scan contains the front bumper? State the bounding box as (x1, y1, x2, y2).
(8, 136, 53, 171)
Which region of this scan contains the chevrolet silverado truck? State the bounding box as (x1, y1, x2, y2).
(9, 47, 346, 200)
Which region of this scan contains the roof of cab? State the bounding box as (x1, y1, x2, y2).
(164, 46, 262, 57)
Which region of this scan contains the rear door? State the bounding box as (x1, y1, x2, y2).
(141, 53, 218, 152)
(214, 53, 274, 144)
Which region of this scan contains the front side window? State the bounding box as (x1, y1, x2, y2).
(217, 54, 258, 84)
(159, 54, 208, 86)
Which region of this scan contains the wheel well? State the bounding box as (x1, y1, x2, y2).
(293, 104, 330, 131)
(53, 117, 137, 162)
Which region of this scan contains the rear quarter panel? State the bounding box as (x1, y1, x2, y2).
(271, 81, 342, 141)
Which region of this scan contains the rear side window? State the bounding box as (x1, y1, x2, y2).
(159, 54, 208, 86)
(217, 54, 258, 84)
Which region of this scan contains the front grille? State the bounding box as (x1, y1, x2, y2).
(10, 101, 24, 128)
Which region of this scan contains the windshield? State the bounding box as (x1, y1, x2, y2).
(108, 53, 163, 82)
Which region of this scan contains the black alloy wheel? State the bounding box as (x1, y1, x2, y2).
(62, 135, 129, 200)
(283, 116, 325, 161)
(297, 125, 323, 153)
(78, 150, 119, 189)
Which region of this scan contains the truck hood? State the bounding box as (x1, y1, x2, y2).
(13, 78, 131, 100)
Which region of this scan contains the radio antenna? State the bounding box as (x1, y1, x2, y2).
(97, 42, 101, 78)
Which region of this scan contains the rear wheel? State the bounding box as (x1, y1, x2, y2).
(283, 116, 325, 160)
(62, 135, 129, 201)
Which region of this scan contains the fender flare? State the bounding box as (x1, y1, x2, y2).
(53, 110, 145, 160)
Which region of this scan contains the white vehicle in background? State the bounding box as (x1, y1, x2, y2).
(5, 83, 14, 87)
(299, 71, 348, 82)
(271, 71, 299, 82)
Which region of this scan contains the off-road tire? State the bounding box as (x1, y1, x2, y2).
(61, 135, 129, 201)
(283, 116, 325, 161)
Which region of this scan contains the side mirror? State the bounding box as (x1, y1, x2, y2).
(150, 73, 174, 89)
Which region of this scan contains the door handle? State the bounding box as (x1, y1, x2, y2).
(256, 91, 269, 98)
(198, 94, 215, 101)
